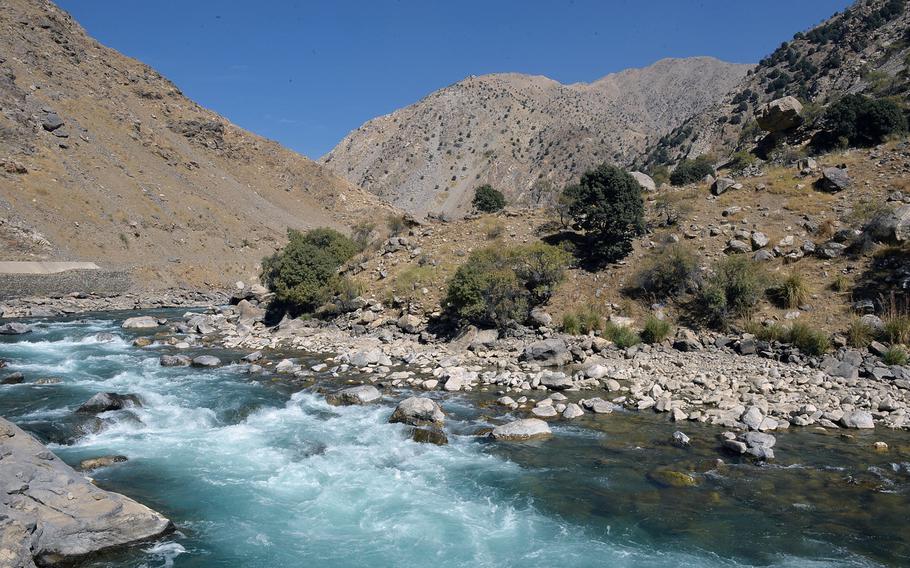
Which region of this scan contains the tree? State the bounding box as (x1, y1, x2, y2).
(563, 164, 646, 265)
(261, 228, 359, 315)
(818, 94, 907, 148)
(669, 156, 715, 186)
(472, 184, 506, 212)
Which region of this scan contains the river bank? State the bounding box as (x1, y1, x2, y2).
(1, 311, 909, 566)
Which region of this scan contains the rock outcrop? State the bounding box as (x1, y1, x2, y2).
(0, 417, 171, 566)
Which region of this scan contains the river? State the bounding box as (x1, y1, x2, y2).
(1, 311, 908, 567)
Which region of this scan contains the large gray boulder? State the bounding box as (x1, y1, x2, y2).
(159, 354, 191, 367)
(191, 355, 221, 368)
(521, 338, 571, 367)
(756, 96, 803, 132)
(0, 322, 31, 335)
(630, 171, 656, 192)
(490, 418, 552, 441)
(816, 167, 851, 193)
(538, 371, 574, 390)
(389, 397, 445, 427)
(840, 410, 874, 429)
(864, 205, 910, 244)
(0, 417, 171, 566)
(120, 316, 158, 329)
(327, 384, 381, 406)
(236, 299, 265, 324)
(76, 392, 141, 414)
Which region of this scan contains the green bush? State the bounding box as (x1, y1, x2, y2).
(472, 184, 506, 213)
(669, 156, 715, 186)
(697, 256, 770, 329)
(562, 307, 603, 335)
(817, 94, 907, 148)
(261, 228, 359, 315)
(773, 273, 811, 309)
(883, 345, 909, 366)
(445, 243, 569, 329)
(640, 316, 672, 344)
(846, 317, 875, 348)
(603, 322, 641, 348)
(787, 323, 830, 356)
(563, 164, 646, 264)
(386, 214, 409, 236)
(743, 320, 788, 342)
(634, 243, 699, 299)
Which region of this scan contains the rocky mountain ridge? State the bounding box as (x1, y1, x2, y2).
(322, 57, 750, 216)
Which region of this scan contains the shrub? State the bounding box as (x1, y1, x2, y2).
(744, 320, 788, 342)
(669, 156, 714, 186)
(634, 243, 699, 299)
(884, 313, 910, 345)
(445, 243, 569, 329)
(640, 316, 672, 344)
(846, 317, 875, 348)
(472, 184, 506, 213)
(261, 228, 359, 315)
(773, 273, 811, 309)
(562, 307, 603, 335)
(883, 345, 909, 366)
(788, 322, 830, 356)
(697, 256, 770, 329)
(386, 214, 408, 236)
(603, 322, 641, 348)
(831, 275, 850, 293)
(817, 94, 907, 149)
(563, 164, 646, 264)
(351, 220, 376, 250)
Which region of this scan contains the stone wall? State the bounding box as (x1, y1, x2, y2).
(0, 270, 132, 300)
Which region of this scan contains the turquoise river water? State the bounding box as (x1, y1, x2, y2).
(1, 311, 909, 567)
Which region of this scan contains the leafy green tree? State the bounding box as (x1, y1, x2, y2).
(444, 243, 569, 329)
(261, 228, 359, 315)
(818, 94, 907, 148)
(472, 184, 506, 212)
(563, 164, 646, 264)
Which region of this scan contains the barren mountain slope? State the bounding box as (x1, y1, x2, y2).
(322, 57, 750, 217)
(643, 0, 910, 167)
(0, 0, 390, 290)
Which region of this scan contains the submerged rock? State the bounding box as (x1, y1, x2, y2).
(0, 417, 171, 566)
(1, 372, 24, 385)
(159, 354, 191, 367)
(76, 392, 141, 414)
(490, 418, 552, 441)
(389, 397, 445, 427)
(77, 455, 128, 471)
(647, 468, 698, 488)
(410, 427, 448, 445)
(327, 385, 381, 406)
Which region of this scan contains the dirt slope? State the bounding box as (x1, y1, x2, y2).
(0, 0, 391, 291)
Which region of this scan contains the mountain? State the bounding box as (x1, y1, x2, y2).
(321, 58, 751, 217)
(0, 0, 388, 291)
(643, 0, 910, 167)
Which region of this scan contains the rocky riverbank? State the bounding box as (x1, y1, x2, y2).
(95, 292, 910, 439)
(0, 417, 172, 567)
(0, 288, 229, 318)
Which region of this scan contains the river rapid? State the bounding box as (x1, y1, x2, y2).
(1, 311, 908, 567)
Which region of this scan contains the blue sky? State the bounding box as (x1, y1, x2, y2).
(58, 0, 853, 159)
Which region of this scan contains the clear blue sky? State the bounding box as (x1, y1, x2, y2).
(57, 0, 853, 159)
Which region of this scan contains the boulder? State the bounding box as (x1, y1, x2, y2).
(327, 384, 381, 405)
(41, 112, 65, 131)
(1, 372, 24, 385)
(159, 354, 191, 367)
(0, 417, 171, 566)
(751, 232, 769, 250)
(864, 205, 910, 244)
(76, 392, 141, 414)
(121, 316, 158, 329)
(816, 241, 847, 259)
(389, 397, 445, 427)
(521, 338, 570, 367)
(815, 167, 851, 193)
(528, 308, 553, 328)
(397, 314, 421, 334)
(0, 322, 31, 335)
(562, 403, 584, 419)
(756, 96, 803, 132)
(490, 418, 552, 441)
(840, 410, 874, 429)
(630, 171, 656, 192)
(539, 371, 573, 390)
(711, 177, 736, 196)
(673, 328, 703, 352)
(727, 239, 751, 254)
(191, 355, 221, 368)
(236, 299, 265, 324)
